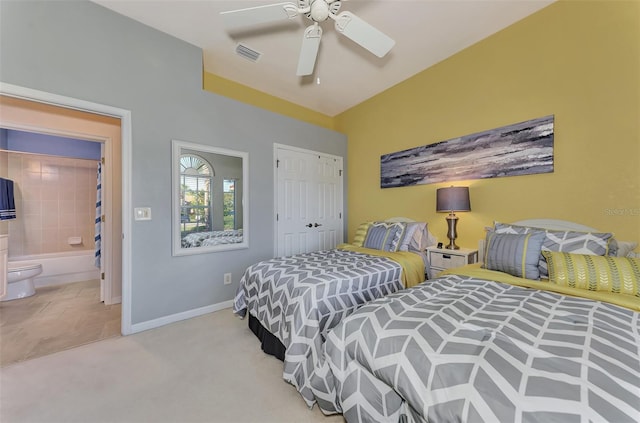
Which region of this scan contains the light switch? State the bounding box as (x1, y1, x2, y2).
(134, 207, 152, 221)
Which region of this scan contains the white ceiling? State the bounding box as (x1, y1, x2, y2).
(92, 0, 554, 117)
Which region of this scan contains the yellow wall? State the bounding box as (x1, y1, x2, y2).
(203, 72, 336, 130)
(335, 0, 640, 249)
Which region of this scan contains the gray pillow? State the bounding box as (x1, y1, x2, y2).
(363, 222, 406, 252)
(482, 232, 546, 279)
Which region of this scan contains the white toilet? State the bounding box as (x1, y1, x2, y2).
(2, 261, 43, 301)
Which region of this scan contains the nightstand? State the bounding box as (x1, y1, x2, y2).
(426, 247, 478, 278)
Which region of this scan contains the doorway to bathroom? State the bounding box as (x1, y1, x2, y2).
(0, 95, 123, 366)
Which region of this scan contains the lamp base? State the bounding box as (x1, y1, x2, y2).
(445, 213, 460, 250)
(444, 240, 460, 250)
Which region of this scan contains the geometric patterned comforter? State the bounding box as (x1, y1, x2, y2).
(233, 249, 406, 407)
(310, 274, 640, 422)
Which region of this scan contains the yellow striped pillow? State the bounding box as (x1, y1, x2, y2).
(352, 222, 373, 247)
(543, 251, 640, 296)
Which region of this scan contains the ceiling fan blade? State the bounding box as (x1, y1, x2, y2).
(333, 11, 395, 58)
(221, 2, 300, 29)
(296, 24, 322, 76)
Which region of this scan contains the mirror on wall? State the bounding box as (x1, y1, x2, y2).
(172, 140, 248, 256)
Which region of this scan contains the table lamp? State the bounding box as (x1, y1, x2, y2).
(436, 186, 471, 250)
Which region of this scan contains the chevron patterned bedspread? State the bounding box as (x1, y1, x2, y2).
(233, 249, 406, 406)
(310, 274, 640, 423)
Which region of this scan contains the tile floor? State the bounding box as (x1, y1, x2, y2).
(0, 279, 121, 367)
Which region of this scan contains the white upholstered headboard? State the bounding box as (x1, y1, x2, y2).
(385, 217, 415, 223)
(510, 219, 598, 233)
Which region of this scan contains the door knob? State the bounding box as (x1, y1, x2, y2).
(314, 223, 322, 227)
(306, 223, 313, 228)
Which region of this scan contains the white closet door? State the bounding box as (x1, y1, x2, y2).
(275, 146, 343, 257)
(315, 155, 343, 250)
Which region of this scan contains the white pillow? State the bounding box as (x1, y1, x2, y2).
(613, 240, 638, 257)
(397, 222, 436, 252)
(398, 222, 424, 252)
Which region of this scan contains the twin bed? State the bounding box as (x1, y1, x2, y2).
(234, 220, 432, 405)
(234, 219, 640, 422)
(181, 229, 243, 248)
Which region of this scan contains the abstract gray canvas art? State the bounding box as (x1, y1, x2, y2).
(381, 115, 554, 188)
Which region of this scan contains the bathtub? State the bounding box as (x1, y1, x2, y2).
(8, 250, 100, 287)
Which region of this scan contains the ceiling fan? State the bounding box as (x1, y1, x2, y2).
(220, 0, 395, 76)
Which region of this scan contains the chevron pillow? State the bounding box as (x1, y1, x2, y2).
(363, 222, 406, 252)
(483, 232, 546, 279)
(543, 251, 640, 296)
(494, 222, 613, 278)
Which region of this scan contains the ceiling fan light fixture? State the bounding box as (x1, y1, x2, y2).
(309, 0, 329, 22)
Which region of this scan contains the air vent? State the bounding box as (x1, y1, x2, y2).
(235, 43, 261, 62)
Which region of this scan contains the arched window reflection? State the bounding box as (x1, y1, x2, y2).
(179, 154, 213, 237)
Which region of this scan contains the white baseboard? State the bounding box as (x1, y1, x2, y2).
(105, 296, 122, 305)
(129, 300, 233, 334)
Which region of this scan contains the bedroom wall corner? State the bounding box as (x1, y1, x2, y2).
(202, 71, 337, 131)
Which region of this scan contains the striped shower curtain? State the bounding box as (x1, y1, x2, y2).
(94, 162, 102, 268)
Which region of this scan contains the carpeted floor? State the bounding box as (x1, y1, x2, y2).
(0, 279, 121, 367)
(0, 308, 345, 423)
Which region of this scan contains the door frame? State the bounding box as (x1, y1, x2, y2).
(273, 143, 344, 257)
(0, 82, 133, 335)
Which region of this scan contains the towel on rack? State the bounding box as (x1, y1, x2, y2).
(0, 177, 17, 220)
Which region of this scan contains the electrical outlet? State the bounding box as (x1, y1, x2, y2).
(224, 273, 232, 285)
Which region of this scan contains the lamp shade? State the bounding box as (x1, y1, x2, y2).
(436, 186, 471, 213)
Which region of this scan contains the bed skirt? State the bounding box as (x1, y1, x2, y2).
(248, 314, 286, 361)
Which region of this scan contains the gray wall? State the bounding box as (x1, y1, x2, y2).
(0, 0, 347, 325)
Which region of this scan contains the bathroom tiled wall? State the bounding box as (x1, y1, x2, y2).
(7, 153, 98, 257)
